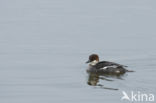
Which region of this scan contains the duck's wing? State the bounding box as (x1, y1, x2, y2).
(95, 61, 127, 69)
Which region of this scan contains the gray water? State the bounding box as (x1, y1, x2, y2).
(0, 0, 156, 103)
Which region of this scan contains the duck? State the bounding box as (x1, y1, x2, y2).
(86, 54, 133, 75)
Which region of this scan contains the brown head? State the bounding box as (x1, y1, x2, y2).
(86, 54, 99, 63)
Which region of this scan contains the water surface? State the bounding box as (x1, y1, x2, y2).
(0, 0, 156, 103)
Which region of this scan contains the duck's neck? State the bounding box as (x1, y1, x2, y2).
(89, 60, 98, 66)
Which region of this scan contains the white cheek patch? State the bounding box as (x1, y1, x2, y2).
(90, 60, 98, 66)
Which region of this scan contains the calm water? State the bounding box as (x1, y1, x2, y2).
(0, 0, 156, 103)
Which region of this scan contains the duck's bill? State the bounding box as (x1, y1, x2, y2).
(86, 60, 90, 63)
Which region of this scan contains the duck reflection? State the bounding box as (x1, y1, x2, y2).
(87, 73, 100, 86)
(87, 73, 125, 90)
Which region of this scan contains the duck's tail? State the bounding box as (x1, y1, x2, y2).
(126, 69, 135, 72)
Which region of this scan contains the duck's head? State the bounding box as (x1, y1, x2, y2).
(86, 54, 99, 65)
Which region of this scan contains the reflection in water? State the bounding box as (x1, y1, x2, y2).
(87, 73, 125, 90)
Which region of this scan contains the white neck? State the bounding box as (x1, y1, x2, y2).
(89, 60, 98, 66)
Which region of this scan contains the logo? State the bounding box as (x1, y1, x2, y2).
(121, 91, 154, 102)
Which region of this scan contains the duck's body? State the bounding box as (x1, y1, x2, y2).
(86, 54, 132, 75)
(87, 63, 127, 75)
